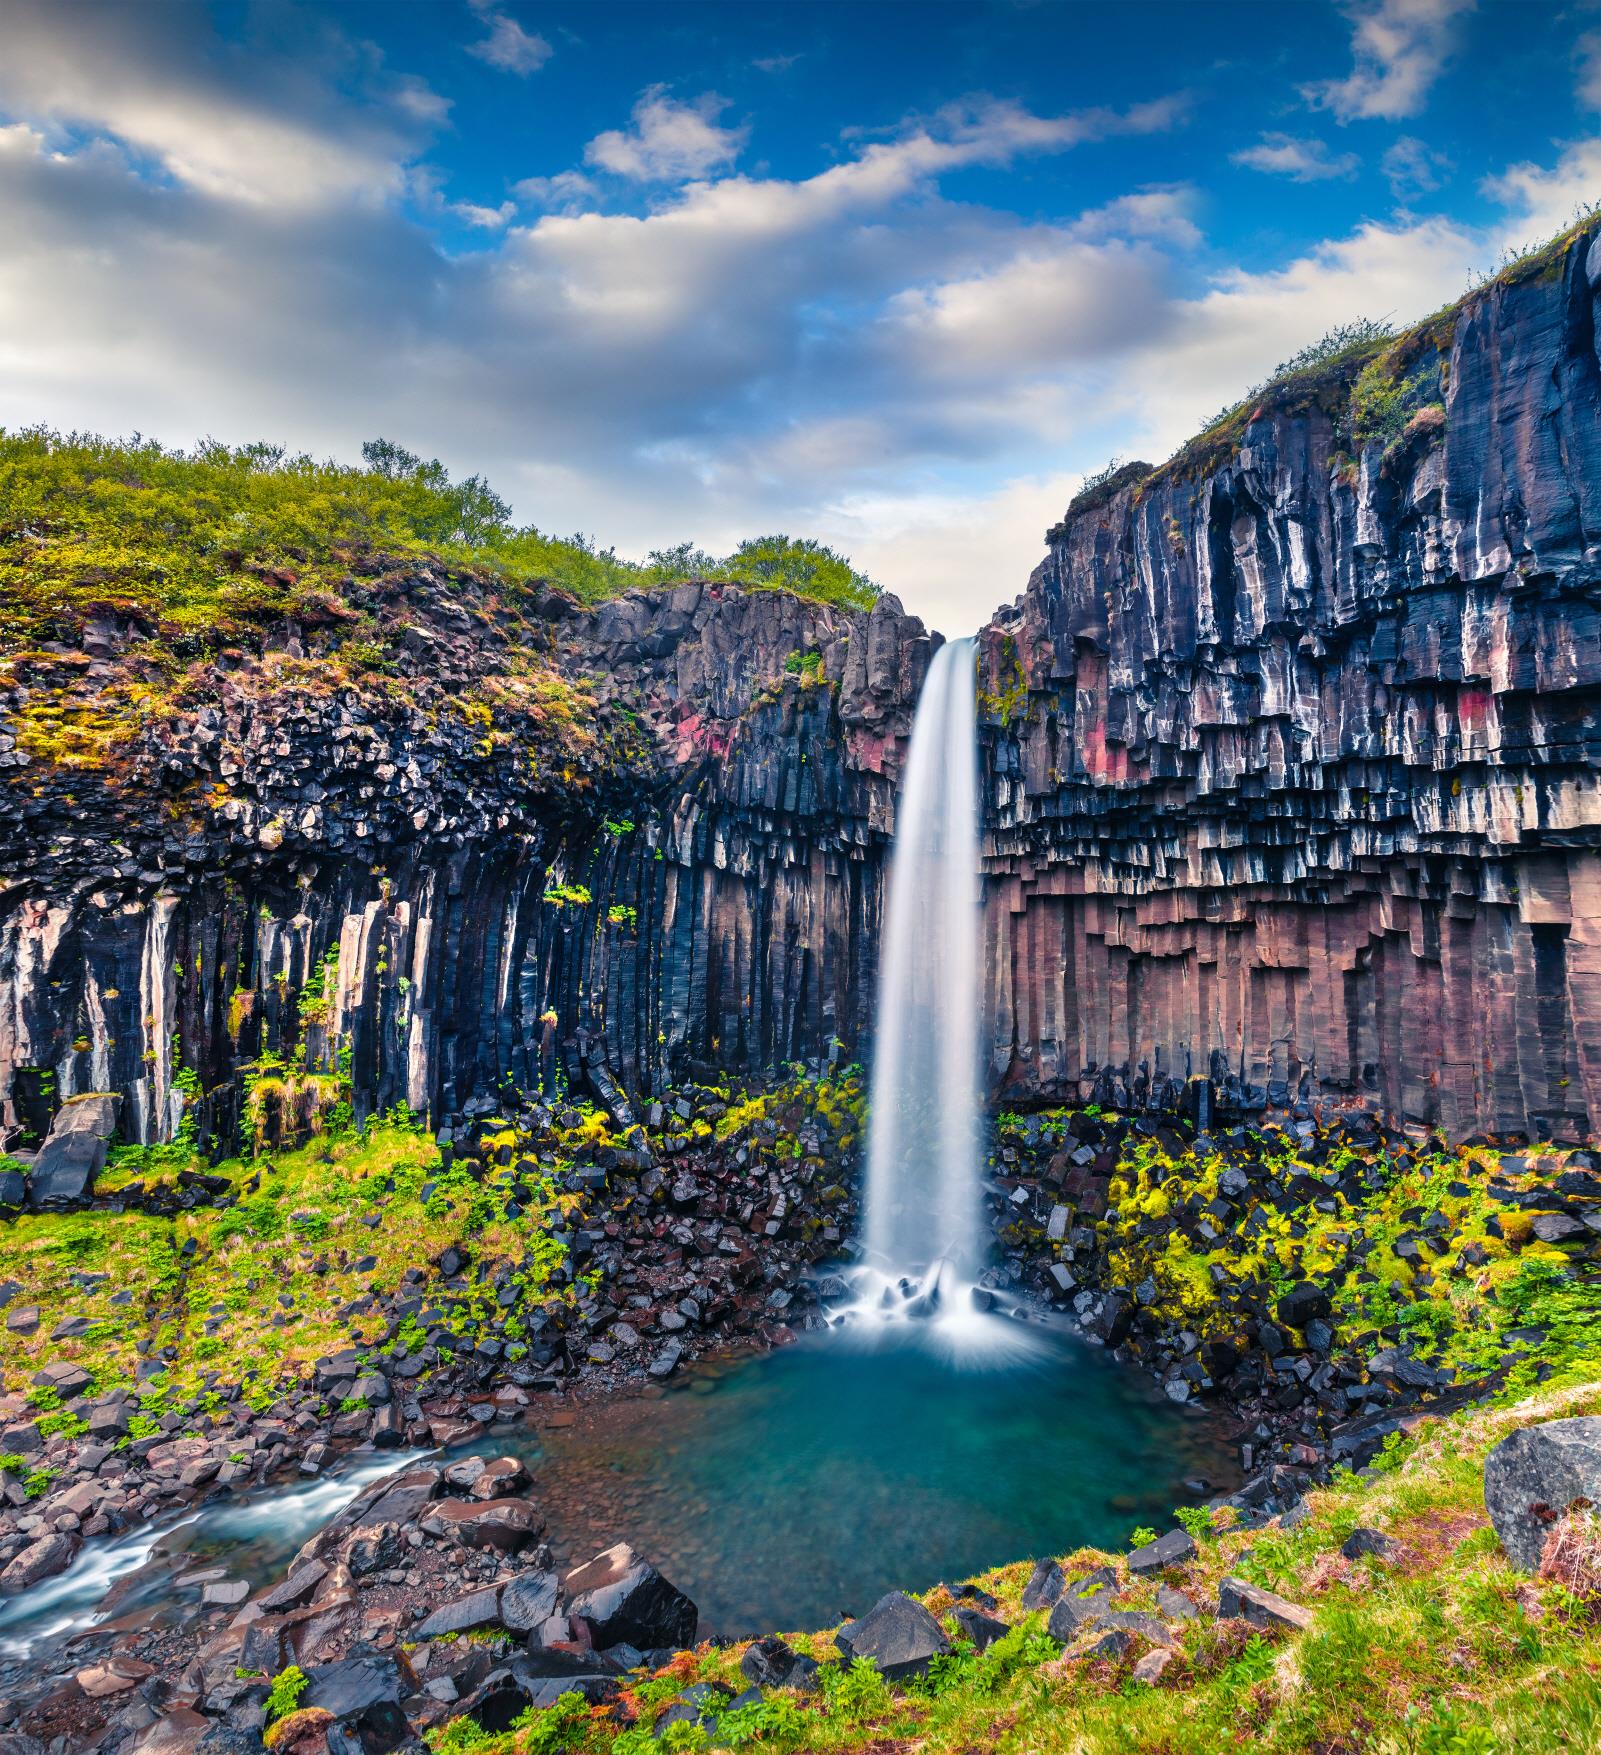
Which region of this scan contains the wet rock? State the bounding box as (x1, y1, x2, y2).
(416, 1586, 504, 1640)
(427, 1497, 543, 1553)
(299, 1655, 409, 1753)
(563, 1543, 698, 1650)
(75, 1655, 157, 1698)
(0, 1530, 79, 1592)
(499, 1570, 560, 1636)
(1484, 1417, 1601, 1570)
(835, 1591, 951, 1682)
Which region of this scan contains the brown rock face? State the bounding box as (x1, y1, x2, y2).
(976, 222, 1601, 1140)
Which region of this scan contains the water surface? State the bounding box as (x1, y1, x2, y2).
(518, 1322, 1232, 1633)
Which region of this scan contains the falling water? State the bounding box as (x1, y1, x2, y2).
(848, 635, 996, 1336)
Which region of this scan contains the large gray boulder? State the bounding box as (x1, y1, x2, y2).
(835, 1591, 950, 1681)
(1484, 1416, 1601, 1570)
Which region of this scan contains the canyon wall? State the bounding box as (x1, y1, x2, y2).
(976, 223, 1601, 1141)
(0, 579, 931, 1146)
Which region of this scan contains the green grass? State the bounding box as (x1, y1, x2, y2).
(0, 429, 880, 653)
(0, 1116, 573, 1411)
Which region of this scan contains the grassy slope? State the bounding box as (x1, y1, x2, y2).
(0, 1069, 864, 1458)
(0, 431, 879, 656)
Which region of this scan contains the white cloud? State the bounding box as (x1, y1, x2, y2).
(1382, 134, 1452, 195)
(5, 4, 1584, 638)
(1305, 0, 1473, 122)
(1578, 30, 1601, 111)
(1231, 132, 1361, 182)
(882, 238, 1175, 379)
(513, 170, 601, 212)
(0, 0, 411, 208)
(466, 2, 553, 76)
(585, 88, 748, 182)
(1482, 137, 1601, 244)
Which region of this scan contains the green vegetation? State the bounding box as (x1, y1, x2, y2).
(1150, 207, 1600, 490)
(452, 1383, 1601, 1755)
(1079, 1123, 1597, 1397)
(0, 1113, 570, 1405)
(0, 430, 878, 652)
(264, 1665, 308, 1725)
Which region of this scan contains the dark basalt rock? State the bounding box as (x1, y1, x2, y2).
(499, 1569, 560, 1636)
(300, 1655, 409, 1755)
(1127, 1528, 1197, 1575)
(1216, 1576, 1313, 1631)
(0, 585, 930, 1155)
(740, 1635, 820, 1692)
(0, 1531, 79, 1593)
(950, 1606, 1010, 1651)
(1020, 1557, 1067, 1610)
(836, 1590, 951, 1681)
(562, 1542, 698, 1651)
(977, 219, 1601, 1142)
(1484, 1416, 1601, 1570)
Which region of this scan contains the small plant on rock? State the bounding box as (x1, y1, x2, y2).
(264, 1664, 307, 1724)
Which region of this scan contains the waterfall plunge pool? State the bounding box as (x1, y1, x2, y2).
(1, 1322, 1235, 1662)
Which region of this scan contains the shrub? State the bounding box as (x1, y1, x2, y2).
(264, 1665, 307, 1724)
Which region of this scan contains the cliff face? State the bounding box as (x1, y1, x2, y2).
(10, 226, 1601, 1156)
(0, 576, 932, 1148)
(977, 223, 1601, 1140)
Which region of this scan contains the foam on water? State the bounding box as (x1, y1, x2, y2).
(0, 1449, 416, 1661)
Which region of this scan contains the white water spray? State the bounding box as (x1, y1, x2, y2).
(841, 636, 1031, 1351)
(865, 636, 981, 1281)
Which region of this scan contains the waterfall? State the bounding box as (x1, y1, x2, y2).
(858, 636, 984, 1312)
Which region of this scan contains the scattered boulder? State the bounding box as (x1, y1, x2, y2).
(1020, 1558, 1066, 1610)
(740, 1635, 819, 1691)
(1216, 1577, 1312, 1632)
(0, 1531, 80, 1592)
(1340, 1527, 1395, 1561)
(1484, 1417, 1601, 1570)
(951, 1606, 1010, 1650)
(499, 1570, 560, 1636)
(1128, 1529, 1196, 1575)
(563, 1543, 698, 1650)
(299, 1655, 409, 1755)
(415, 1586, 504, 1640)
(835, 1591, 950, 1681)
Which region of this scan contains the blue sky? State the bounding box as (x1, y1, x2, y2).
(1, 0, 1598, 633)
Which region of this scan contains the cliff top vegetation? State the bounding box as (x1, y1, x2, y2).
(1061, 207, 1601, 513)
(0, 428, 880, 652)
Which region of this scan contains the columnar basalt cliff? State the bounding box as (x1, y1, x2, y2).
(0, 577, 932, 1149)
(977, 222, 1601, 1141)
